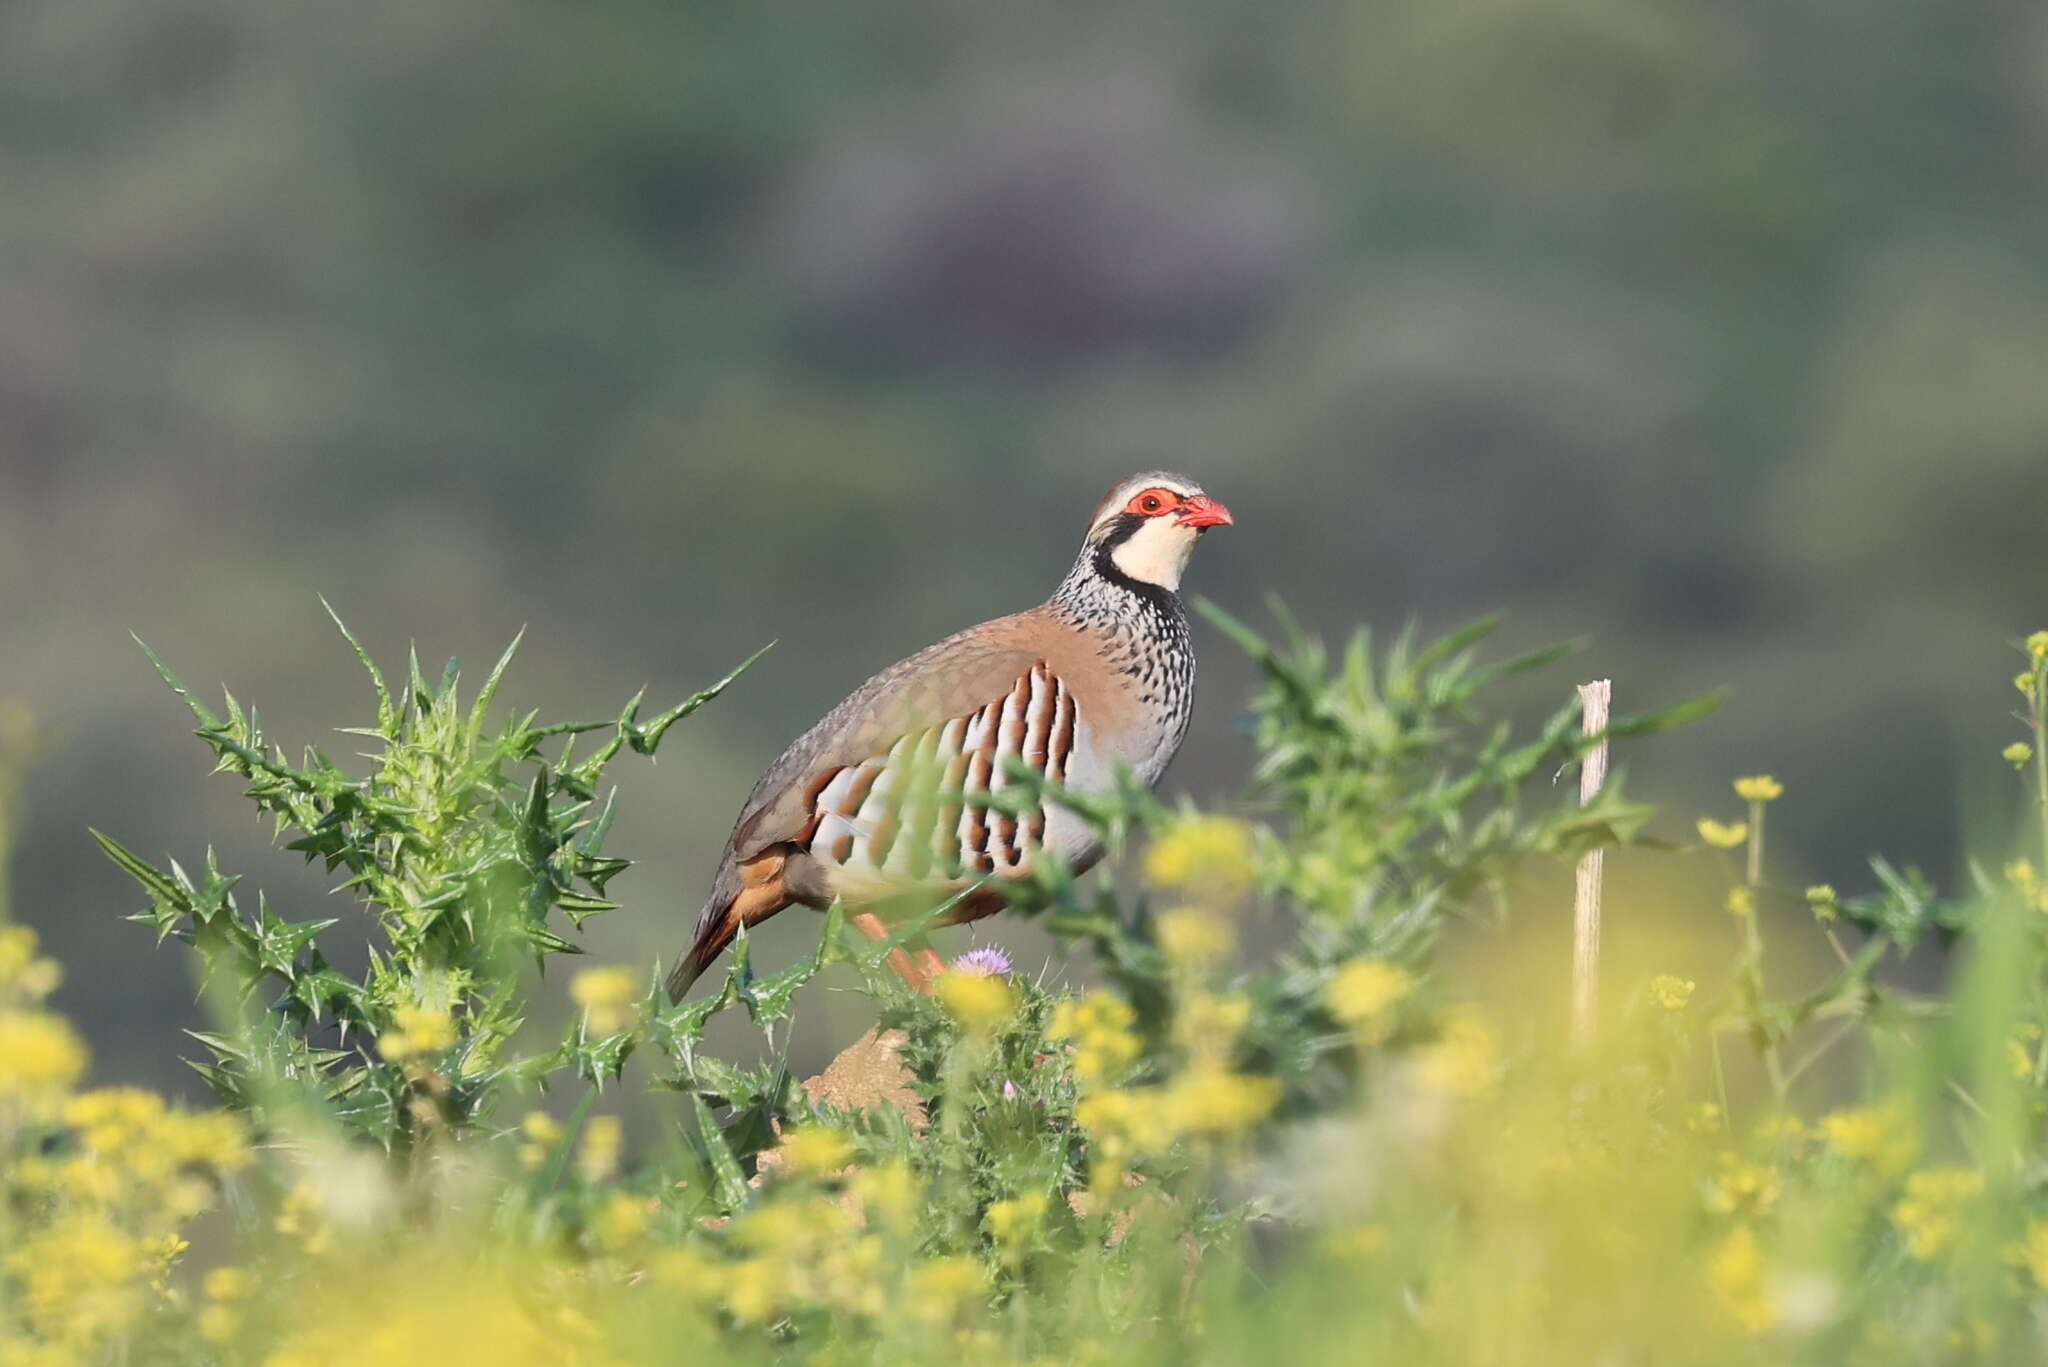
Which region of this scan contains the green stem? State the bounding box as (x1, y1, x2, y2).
(1746, 799, 1765, 891)
(2032, 680, 2048, 869)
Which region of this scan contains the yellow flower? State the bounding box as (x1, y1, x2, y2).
(1049, 991, 1141, 1087)
(1074, 1089, 1174, 1154)
(1154, 906, 1234, 969)
(1734, 776, 1783, 803)
(158, 1107, 248, 1172)
(935, 970, 1017, 1037)
(1805, 885, 1838, 920)
(1707, 1154, 1780, 1215)
(198, 1302, 240, 1344)
(779, 1124, 854, 1178)
(1697, 819, 1748, 849)
(1163, 1066, 1281, 1136)
(725, 1256, 780, 1324)
(5, 1216, 149, 1347)
(1174, 991, 1252, 1061)
(590, 1191, 650, 1251)
(274, 1183, 335, 1256)
(849, 1162, 918, 1230)
(1650, 975, 1695, 1010)
(0, 924, 62, 1001)
(1413, 1009, 1500, 1098)
(569, 966, 642, 1035)
(2006, 742, 2035, 767)
(2029, 631, 2048, 659)
(2015, 1218, 2048, 1290)
(204, 1266, 253, 1302)
(985, 1195, 1046, 1248)
(64, 1087, 166, 1155)
(378, 1004, 455, 1062)
(518, 1110, 562, 1170)
(0, 1009, 88, 1108)
(577, 1114, 622, 1183)
(1890, 1166, 1984, 1260)
(2018, 672, 2039, 700)
(1143, 815, 1256, 900)
(1707, 1225, 1776, 1334)
(1326, 958, 1414, 1028)
(1688, 1102, 1724, 1134)
(908, 1255, 985, 1327)
(1725, 887, 1755, 919)
(1820, 1101, 1917, 1174)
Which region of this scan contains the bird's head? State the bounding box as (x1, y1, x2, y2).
(1082, 471, 1233, 592)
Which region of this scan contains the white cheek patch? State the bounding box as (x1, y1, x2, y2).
(1109, 519, 1198, 589)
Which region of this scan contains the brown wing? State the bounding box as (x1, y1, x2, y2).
(728, 634, 1046, 862)
(670, 619, 1051, 996)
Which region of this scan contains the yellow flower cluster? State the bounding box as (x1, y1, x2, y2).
(2011, 1024, 2042, 1082)
(2029, 630, 2048, 660)
(779, 1123, 855, 1178)
(2006, 859, 2048, 914)
(0, 936, 249, 1361)
(1890, 1166, 1984, 1260)
(1170, 990, 1252, 1066)
(704, 1193, 895, 1325)
(1326, 956, 1413, 1033)
(1143, 815, 1257, 899)
(1413, 1009, 1501, 1098)
(1805, 884, 1839, 920)
(1697, 819, 1748, 850)
(0, 923, 62, 998)
(1707, 1225, 1775, 1334)
(259, 1256, 616, 1366)
(198, 1264, 253, 1343)
(1651, 975, 1696, 1010)
(1820, 1101, 1918, 1175)
(0, 924, 84, 1120)
(578, 1114, 623, 1183)
(1734, 775, 1783, 803)
(5, 1217, 151, 1350)
(1706, 1153, 1780, 1215)
(1049, 992, 1141, 1087)
(570, 966, 642, 1035)
(2014, 1218, 2048, 1291)
(2006, 742, 2034, 768)
(517, 1110, 562, 1171)
(0, 1007, 87, 1116)
(984, 1194, 1045, 1264)
(936, 969, 1018, 1037)
(1158, 1066, 1280, 1135)
(378, 1003, 456, 1062)
(1154, 906, 1235, 970)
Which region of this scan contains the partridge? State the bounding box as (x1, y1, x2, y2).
(670, 471, 1233, 997)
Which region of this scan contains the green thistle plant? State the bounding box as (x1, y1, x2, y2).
(91, 601, 765, 1149)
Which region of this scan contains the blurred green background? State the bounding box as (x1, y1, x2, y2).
(6, 0, 2048, 1092)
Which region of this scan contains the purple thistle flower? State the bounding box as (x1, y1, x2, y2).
(949, 946, 1014, 979)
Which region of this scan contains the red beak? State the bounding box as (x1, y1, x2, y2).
(1176, 494, 1234, 528)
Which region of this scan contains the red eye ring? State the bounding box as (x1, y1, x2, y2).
(1124, 488, 1179, 517)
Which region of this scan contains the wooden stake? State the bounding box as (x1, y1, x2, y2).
(1572, 680, 1612, 1047)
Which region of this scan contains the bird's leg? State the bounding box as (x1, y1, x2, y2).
(849, 911, 937, 995)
